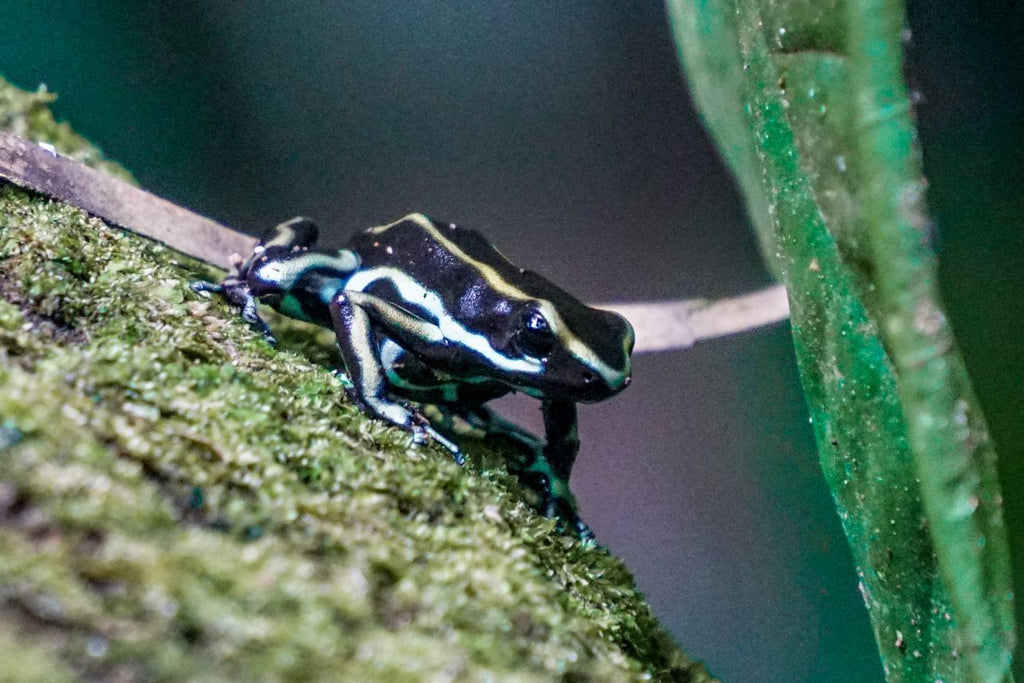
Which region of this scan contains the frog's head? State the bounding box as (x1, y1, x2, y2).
(507, 298, 635, 403)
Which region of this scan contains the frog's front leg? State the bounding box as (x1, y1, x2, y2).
(541, 400, 580, 485)
(538, 400, 593, 540)
(328, 290, 462, 462)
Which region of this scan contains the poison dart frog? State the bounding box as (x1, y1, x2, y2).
(193, 214, 634, 539)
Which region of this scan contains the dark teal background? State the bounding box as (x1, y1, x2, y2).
(1, 2, 1020, 680)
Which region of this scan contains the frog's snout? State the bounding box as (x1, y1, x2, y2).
(574, 365, 631, 403)
(584, 370, 631, 390)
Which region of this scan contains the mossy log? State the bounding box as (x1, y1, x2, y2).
(0, 77, 712, 682)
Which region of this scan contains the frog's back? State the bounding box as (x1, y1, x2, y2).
(346, 214, 518, 282)
(346, 213, 587, 304)
(343, 214, 531, 322)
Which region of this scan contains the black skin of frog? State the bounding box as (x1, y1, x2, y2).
(193, 214, 634, 540)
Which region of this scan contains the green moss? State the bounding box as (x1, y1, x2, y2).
(0, 76, 711, 681)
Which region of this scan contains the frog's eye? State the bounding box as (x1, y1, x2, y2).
(516, 308, 555, 359)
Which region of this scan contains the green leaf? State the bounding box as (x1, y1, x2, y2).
(667, 0, 1016, 680)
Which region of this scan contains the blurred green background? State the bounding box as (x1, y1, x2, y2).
(1, 2, 1020, 680)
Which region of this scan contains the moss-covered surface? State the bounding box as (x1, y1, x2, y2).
(0, 77, 712, 682)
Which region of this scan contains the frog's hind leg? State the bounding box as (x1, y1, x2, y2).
(191, 217, 327, 345)
(261, 216, 319, 252)
(191, 256, 278, 345)
(431, 402, 594, 541)
(446, 404, 544, 454)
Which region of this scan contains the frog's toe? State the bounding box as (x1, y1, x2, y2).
(405, 410, 464, 463)
(239, 305, 276, 345)
(422, 426, 464, 465)
(190, 280, 223, 295)
(540, 491, 593, 541)
(247, 321, 277, 346)
(574, 518, 596, 543)
(447, 445, 466, 466)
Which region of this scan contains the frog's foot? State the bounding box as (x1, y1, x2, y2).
(345, 389, 465, 465)
(430, 405, 593, 540)
(191, 277, 277, 346)
(409, 411, 465, 465)
(532, 469, 594, 542)
(543, 487, 595, 543)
